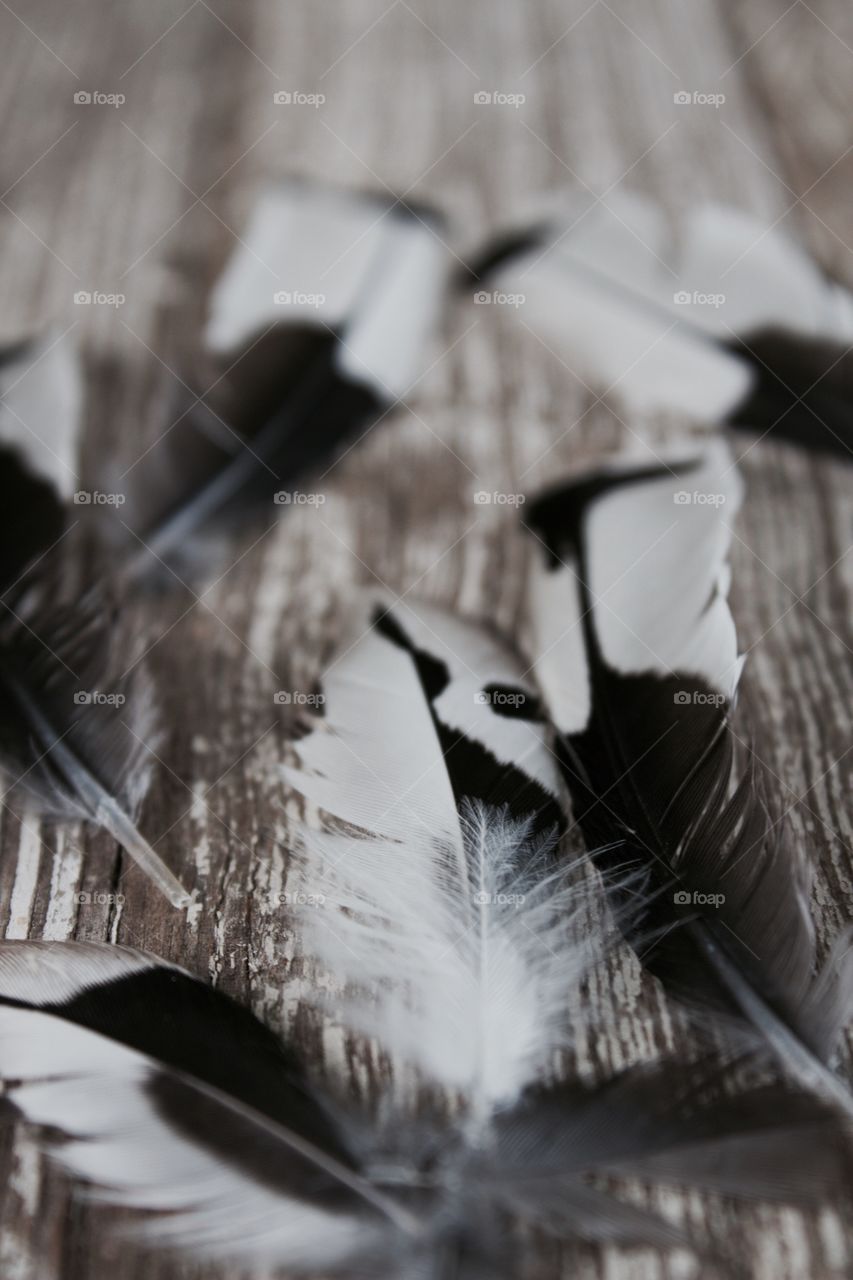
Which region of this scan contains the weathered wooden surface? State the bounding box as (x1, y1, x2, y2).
(0, 1, 851, 1276)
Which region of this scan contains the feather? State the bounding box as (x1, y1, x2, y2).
(523, 438, 853, 1116)
(470, 192, 853, 457)
(0, 941, 414, 1271)
(281, 595, 575, 1105)
(0, 572, 190, 907)
(121, 182, 451, 581)
(0, 601, 848, 1272)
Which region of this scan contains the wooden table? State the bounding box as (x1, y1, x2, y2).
(0, 2, 851, 1276)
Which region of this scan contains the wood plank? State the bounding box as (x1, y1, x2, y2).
(0, 1, 850, 1276)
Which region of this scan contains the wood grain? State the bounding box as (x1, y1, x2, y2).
(0, 1, 851, 1277)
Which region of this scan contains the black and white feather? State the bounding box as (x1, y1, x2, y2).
(0, 942, 409, 1272)
(471, 192, 853, 457)
(122, 182, 451, 581)
(523, 438, 853, 1116)
(282, 596, 577, 1104)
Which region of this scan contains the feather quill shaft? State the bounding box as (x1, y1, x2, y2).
(690, 922, 853, 1118)
(4, 673, 188, 908)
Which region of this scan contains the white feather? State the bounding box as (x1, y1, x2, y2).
(205, 183, 391, 346)
(673, 203, 853, 341)
(587, 441, 743, 694)
(525, 554, 590, 736)
(387, 597, 563, 802)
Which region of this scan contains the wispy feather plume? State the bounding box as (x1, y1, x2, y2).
(294, 800, 594, 1109)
